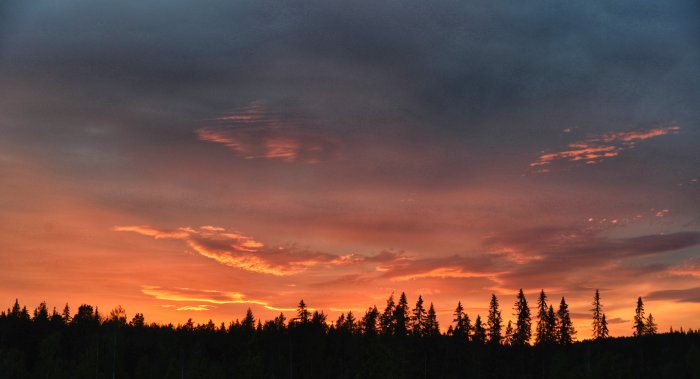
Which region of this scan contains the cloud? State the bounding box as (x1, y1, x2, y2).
(196, 102, 338, 164)
(141, 285, 296, 311)
(646, 287, 700, 303)
(530, 125, 681, 172)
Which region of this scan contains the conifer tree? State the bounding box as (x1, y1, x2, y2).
(487, 294, 502, 344)
(297, 299, 310, 324)
(645, 313, 657, 335)
(345, 311, 356, 333)
(592, 289, 604, 339)
(242, 308, 256, 330)
(411, 295, 427, 336)
(380, 294, 396, 335)
(600, 313, 609, 339)
(362, 306, 379, 336)
(131, 313, 145, 327)
(535, 289, 549, 345)
(557, 297, 575, 345)
(473, 315, 486, 344)
(394, 292, 410, 337)
(425, 303, 439, 337)
(33, 302, 49, 323)
(274, 312, 286, 331)
(62, 303, 71, 324)
(633, 296, 646, 337)
(546, 305, 557, 343)
(512, 289, 531, 346)
(504, 321, 513, 346)
(452, 301, 471, 339)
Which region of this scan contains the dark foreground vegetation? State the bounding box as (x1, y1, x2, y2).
(2, 293, 699, 379)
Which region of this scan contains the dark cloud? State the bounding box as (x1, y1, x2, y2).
(647, 287, 700, 303)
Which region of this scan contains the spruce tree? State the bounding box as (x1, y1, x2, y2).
(473, 315, 486, 344)
(380, 293, 396, 335)
(633, 296, 646, 337)
(425, 303, 440, 337)
(62, 303, 71, 324)
(394, 292, 410, 337)
(487, 294, 502, 344)
(535, 289, 548, 345)
(512, 289, 531, 346)
(242, 308, 256, 330)
(557, 297, 575, 345)
(645, 313, 657, 335)
(452, 301, 466, 337)
(297, 299, 310, 324)
(600, 313, 609, 338)
(592, 289, 604, 339)
(545, 305, 557, 343)
(504, 321, 514, 346)
(411, 295, 427, 336)
(345, 311, 356, 334)
(362, 306, 379, 336)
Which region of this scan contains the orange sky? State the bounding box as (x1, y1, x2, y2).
(2, 0, 700, 340)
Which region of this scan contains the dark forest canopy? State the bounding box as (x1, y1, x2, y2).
(1, 292, 699, 378)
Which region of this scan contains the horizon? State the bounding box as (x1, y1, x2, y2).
(2, 0, 699, 341)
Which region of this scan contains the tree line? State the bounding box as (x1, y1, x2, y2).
(0, 290, 695, 378)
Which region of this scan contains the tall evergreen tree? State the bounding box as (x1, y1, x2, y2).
(504, 321, 514, 346)
(394, 292, 410, 337)
(545, 305, 557, 343)
(645, 313, 657, 335)
(473, 315, 486, 344)
(633, 296, 646, 337)
(452, 301, 471, 339)
(592, 290, 604, 339)
(512, 289, 531, 346)
(411, 295, 427, 336)
(535, 289, 549, 345)
(344, 311, 356, 333)
(380, 294, 396, 335)
(600, 313, 609, 339)
(297, 299, 310, 324)
(487, 294, 502, 344)
(362, 306, 379, 336)
(425, 303, 440, 337)
(61, 303, 71, 324)
(33, 302, 49, 324)
(557, 297, 575, 345)
(242, 308, 255, 330)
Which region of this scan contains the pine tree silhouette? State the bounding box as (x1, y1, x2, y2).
(411, 295, 427, 336)
(645, 313, 657, 335)
(512, 289, 531, 346)
(633, 297, 646, 337)
(535, 289, 549, 345)
(557, 297, 575, 345)
(592, 289, 604, 339)
(486, 294, 502, 345)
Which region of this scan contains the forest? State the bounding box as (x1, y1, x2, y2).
(1, 290, 699, 378)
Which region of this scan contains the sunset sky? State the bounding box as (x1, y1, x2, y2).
(1, 1, 699, 338)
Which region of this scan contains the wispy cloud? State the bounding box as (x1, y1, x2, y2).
(196, 102, 338, 164)
(530, 125, 680, 172)
(115, 224, 363, 275)
(646, 287, 700, 303)
(142, 286, 296, 311)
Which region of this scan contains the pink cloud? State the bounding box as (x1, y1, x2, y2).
(196, 102, 338, 164)
(530, 125, 680, 172)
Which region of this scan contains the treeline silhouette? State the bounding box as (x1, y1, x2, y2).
(1, 289, 699, 378)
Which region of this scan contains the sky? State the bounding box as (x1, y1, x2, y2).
(1, 0, 699, 338)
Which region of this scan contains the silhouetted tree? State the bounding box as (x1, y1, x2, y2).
(504, 321, 513, 346)
(109, 305, 127, 325)
(242, 308, 255, 330)
(592, 290, 605, 339)
(473, 315, 486, 344)
(61, 303, 71, 324)
(634, 297, 646, 337)
(600, 313, 609, 339)
(33, 301, 49, 324)
(645, 313, 657, 335)
(130, 313, 145, 327)
(297, 300, 310, 325)
(425, 303, 439, 337)
(394, 292, 410, 337)
(536, 289, 549, 345)
(546, 305, 557, 342)
(380, 294, 395, 335)
(487, 294, 502, 344)
(362, 306, 379, 336)
(557, 297, 575, 345)
(273, 312, 286, 331)
(343, 311, 356, 333)
(512, 289, 531, 346)
(311, 310, 328, 333)
(452, 301, 471, 340)
(411, 295, 427, 336)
